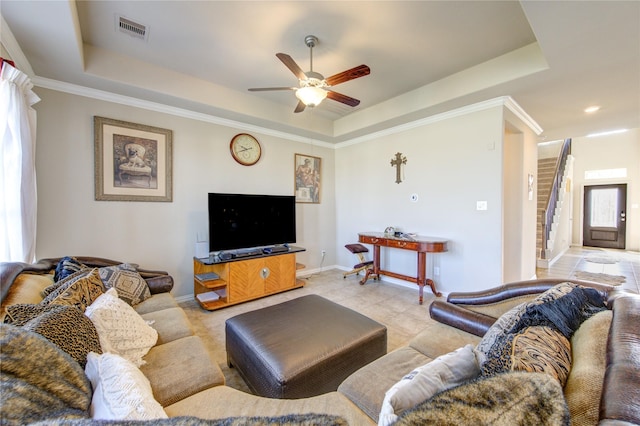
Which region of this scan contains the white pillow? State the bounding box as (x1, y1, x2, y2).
(85, 352, 167, 420)
(378, 344, 480, 426)
(85, 288, 157, 366)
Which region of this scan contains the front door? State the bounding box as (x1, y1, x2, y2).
(583, 184, 627, 249)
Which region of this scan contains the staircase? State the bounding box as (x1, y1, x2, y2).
(537, 158, 558, 259)
(537, 139, 572, 264)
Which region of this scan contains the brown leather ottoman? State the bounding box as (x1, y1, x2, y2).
(225, 294, 387, 399)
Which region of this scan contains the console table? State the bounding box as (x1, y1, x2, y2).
(193, 246, 306, 310)
(358, 232, 448, 303)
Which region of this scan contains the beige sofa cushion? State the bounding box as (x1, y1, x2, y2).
(142, 307, 194, 345)
(1, 273, 53, 319)
(564, 309, 613, 426)
(164, 386, 374, 425)
(134, 292, 178, 315)
(338, 346, 432, 423)
(140, 335, 225, 407)
(409, 321, 481, 359)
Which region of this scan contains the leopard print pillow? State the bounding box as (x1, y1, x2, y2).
(23, 305, 102, 368)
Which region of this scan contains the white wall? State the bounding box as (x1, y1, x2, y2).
(335, 105, 515, 294)
(570, 128, 640, 251)
(33, 88, 337, 298)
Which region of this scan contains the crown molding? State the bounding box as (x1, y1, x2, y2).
(31, 76, 542, 149)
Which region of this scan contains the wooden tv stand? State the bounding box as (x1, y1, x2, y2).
(193, 246, 305, 311)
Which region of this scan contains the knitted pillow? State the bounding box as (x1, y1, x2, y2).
(98, 264, 151, 306)
(84, 288, 157, 367)
(22, 304, 102, 368)
(85, 352, 167, 420)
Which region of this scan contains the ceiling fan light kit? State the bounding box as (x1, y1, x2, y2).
(248, 35, 370, 113)
(295, 86, 327, 107)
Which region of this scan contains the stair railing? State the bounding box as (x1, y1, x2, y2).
(541, 138, 571, 259)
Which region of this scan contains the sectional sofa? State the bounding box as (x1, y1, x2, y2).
(1, 256, 639, 425)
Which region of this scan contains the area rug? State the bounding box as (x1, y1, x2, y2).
(585, 256, 618, 264)
(573, 271, 625, 285)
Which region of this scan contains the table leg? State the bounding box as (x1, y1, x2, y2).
(417, 252, 426, 304)
(360, 244, 381, 285)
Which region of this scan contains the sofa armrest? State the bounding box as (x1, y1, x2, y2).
(600, 294, 640, 425)
(429, 300, 496, 337)
(446, 278, 611, 306)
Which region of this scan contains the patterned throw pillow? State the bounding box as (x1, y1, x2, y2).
(22, 304, 102, 368)
(475, 282, 606, 367)
(84, 288, 157, 367)
(42, 268, 93, 299)
(98, 264, 151, 306)
(54, 256, 87, 282)
(481, 326, 572, 387)
(47, 268, 105, 312)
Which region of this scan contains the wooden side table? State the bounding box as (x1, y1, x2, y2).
(358, 232, 448, 303)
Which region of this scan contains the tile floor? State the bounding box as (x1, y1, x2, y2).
(180, 246, 639, 392)
(536, 246, 640, 294)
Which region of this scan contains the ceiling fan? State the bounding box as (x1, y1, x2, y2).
(248, 35, 370, 113)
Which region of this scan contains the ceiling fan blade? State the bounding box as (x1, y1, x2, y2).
(326, 90, 360, 107)
(325, 65, 370, 87)
(248, 87, 297, 92)
(276, 53, 307, 80)
(294, 100, 306, 113)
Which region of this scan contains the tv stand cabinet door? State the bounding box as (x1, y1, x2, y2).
(264, 253, 296, 293)
(228, 258, 265, 302)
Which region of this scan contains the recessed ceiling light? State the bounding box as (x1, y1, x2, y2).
(584, 106, 600, 113)
(587, 129, 628, 138)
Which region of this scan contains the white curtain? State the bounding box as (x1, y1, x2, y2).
(0, 62, 40, 263)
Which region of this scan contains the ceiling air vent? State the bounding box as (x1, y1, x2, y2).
(117, 15, 149, 41)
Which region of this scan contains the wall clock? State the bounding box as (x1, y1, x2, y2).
(230, 133, 262, 166)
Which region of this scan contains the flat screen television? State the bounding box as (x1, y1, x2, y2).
(208, 193, 296, 252)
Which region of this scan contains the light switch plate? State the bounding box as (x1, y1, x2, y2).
(477, 201, 488, 210)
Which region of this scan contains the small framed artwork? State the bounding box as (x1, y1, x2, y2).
(294, 153, 321, 203)
(94, 116, 173, 202)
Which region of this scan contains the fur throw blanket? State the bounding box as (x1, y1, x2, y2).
(0, 324, 92, 425)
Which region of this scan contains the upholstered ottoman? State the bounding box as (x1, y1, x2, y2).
(225, 294, 387, 399)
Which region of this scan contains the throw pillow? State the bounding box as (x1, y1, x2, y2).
(4, 303, 50, 326)
(47, 268, 105, 312)
(54, 256, 87, 282)
(475, 282, 607, 366)
(393, 372, 570, 426)
(0, 324, 92, 424)
(98, 263, 151, 306)
(22, 304, 102, 368)
(84, 288, 157, 367)
(378, 344, 480, 426)
(85, 352, 167, 421)
(481, 326, 572, 386)
(564, 310, 613, 426)
(41, 268, 94, 302)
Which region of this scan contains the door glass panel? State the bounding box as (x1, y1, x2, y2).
(590, 188, 618, 227)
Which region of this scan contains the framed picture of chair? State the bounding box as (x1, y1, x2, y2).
(294, 153, 321, 203)
(94, 116, 173, 202)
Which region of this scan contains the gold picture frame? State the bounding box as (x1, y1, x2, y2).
(94, 116, 173, 202)
(295, 153, 321, 203)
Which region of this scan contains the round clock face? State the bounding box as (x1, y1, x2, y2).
(230, 133, 261, 166)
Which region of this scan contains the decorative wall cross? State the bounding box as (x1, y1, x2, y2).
(390, 152, 407, 184)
